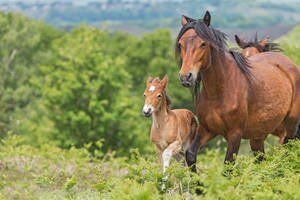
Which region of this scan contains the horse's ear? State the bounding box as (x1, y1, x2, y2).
(147, 75, 154, 84)
(161, 75, 168, 88)
(235, 35, 247, 48)
(260, 38, 269, 47)
(203, 11, 211, 26)
(182, 15, 196, 26)
(181, 15, 188, 26)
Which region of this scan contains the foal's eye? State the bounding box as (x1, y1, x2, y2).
(157, 94, 162, 99)
(200, 42, 206, 48)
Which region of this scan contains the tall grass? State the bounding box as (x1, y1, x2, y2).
(0, 134, 299, 199)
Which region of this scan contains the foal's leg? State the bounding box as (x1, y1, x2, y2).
(224, 131, 242, 163)
(250, 138, 265, 162)
(162, 141, 181, 172)
(173, 151, 184, 162)
(155, 146, 163, 168)
(161, 140, 181, 191)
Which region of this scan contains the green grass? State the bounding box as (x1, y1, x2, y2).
(0, 135, 299, 199)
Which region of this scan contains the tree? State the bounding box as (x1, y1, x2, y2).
(37, 25, 151, 156)
(0, 11, 61, 137)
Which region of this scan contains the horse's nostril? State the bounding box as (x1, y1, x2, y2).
(179, 74, 183, 81)
(187, 72, 192, 80)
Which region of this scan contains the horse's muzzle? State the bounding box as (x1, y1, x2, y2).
(179, 72, 194, 87)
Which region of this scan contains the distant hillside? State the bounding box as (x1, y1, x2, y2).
(1, 0, 300, 36)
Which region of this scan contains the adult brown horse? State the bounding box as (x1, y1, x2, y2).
(176, 11, 300, 173)
(235, 34, 286, 145)
(235, 34, 300, 143)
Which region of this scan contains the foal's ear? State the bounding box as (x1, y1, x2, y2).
(235, 35, 247, 48)
(203, 11, 211, 26)
(147, 75, 154, 84)
(161, 75, 168, 88)
(181, 15, 195, 26)
(260, 38, 269, 47)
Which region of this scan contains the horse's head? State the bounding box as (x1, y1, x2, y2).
(143, 75, 168, 117)
(235, 35, 268, 58)
(176, 11, 216, 87)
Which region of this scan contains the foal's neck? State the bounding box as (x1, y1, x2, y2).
(152, 97, 169, 129)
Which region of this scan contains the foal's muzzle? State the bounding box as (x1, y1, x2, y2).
(179, 72, 194, 87)
(143, 105, 153, 117)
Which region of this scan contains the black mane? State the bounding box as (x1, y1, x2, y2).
(166, 92, 172, 108)
(175, 18, 252, 102)
(239, 34, 281, 53)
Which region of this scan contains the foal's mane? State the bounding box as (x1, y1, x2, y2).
(239, 34, 282, 53)
(175, 18, 252, 102)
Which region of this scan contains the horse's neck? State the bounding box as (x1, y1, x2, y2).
(152, 99, 169, 129)
(201, 53, 227, 98)
(201, 52, 245, 100)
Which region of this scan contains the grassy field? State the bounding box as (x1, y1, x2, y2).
(0, 134, 299, 200)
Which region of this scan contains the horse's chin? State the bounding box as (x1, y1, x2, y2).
(181, 81, 194, 88)
(144, 113, 152, 118)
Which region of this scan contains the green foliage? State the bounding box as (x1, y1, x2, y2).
(280, 26, 300, 67)
(0, 11, 62, 136)
(34, 24, 151, 155)
(0, 134, 299, 199)
(64, 176, 77, 191)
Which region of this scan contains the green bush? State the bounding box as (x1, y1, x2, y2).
(0, 134, 299, 199)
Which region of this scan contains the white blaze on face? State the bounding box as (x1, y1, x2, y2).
(149, 85, 155, 92)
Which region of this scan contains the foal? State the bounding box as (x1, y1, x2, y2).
(143, 75, 197, 188)
(235, 34, 281, 58)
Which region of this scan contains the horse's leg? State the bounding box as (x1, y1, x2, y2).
(271, 124, 286, 146)
(185, 126, 216, 195)
(224, 131, 242, 163)
(174, 151, 184, 162)
(249, 138, 265, 162)
(186, 125, 217, 173)
(283, 91, 300, 143)
(161, 140, 181, 190)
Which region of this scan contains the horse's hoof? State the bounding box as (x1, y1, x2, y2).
(195, 181, 204, 195)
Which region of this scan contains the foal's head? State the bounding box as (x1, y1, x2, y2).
(142, 75, 169, 117)
(176, 11, 227, 87)
(235, 35, 281, 58)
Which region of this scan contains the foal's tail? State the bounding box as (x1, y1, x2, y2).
(190, 114, 198, 143)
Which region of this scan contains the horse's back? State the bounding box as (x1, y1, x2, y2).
(245, 52, 300, 138)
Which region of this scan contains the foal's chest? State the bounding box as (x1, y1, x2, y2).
(150, 128, 176, 150)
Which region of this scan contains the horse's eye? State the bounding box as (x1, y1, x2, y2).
(200, 42, 206, 48)
(157, 94, 162, 99)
